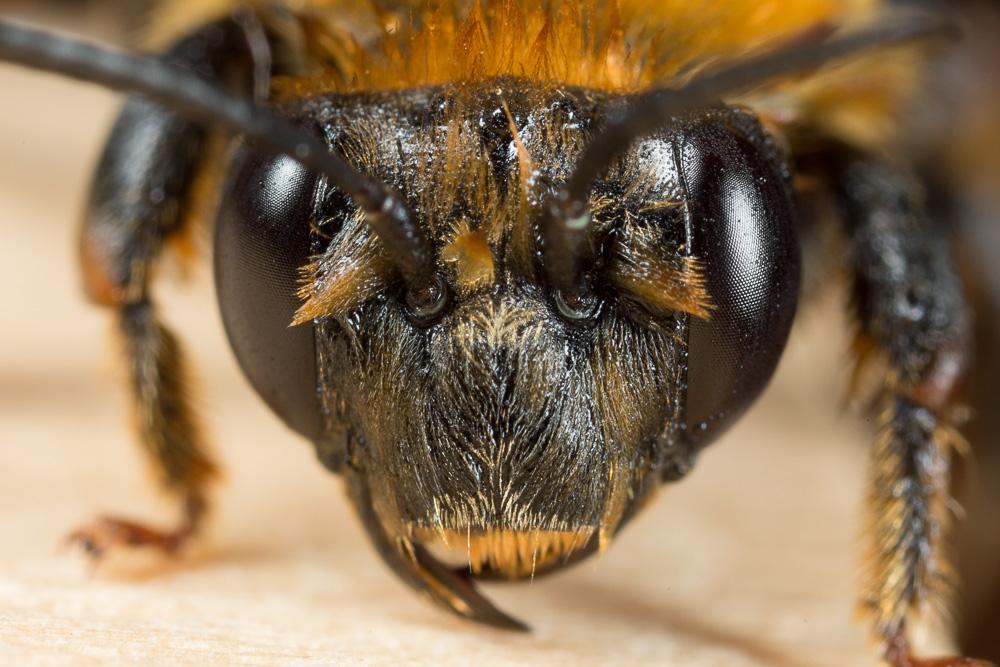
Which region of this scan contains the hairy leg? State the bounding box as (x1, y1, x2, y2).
(70, 12, 270, 559)
(834, 155, 988, 666)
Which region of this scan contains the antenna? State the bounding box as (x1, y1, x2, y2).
(0, 19, 437, 290)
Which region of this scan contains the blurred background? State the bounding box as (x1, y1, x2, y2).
(928, 0, 1000, 657)
(0, 1, 996, 665)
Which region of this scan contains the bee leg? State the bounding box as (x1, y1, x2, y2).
(66, 300, 215, 560)
(834, 157, 989, 666)
(69, 13, 272, 562)
(344, 471, 530, 632)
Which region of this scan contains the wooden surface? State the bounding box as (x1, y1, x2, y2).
(0, 56, 958, 667)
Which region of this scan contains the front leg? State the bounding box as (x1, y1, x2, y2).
(834, 155, 988, 666)
(70, 13, 271, 561)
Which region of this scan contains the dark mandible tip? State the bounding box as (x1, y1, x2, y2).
(0, 18, 436, 288)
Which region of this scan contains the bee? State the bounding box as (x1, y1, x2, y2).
(0, 1, 987, 664)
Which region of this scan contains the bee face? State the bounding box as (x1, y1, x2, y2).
(308, 81, 690, 566)
(216, 79, 800, 572)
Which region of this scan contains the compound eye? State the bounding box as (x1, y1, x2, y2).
(214, 144, 324, 443)
(678, 115, 801, 446)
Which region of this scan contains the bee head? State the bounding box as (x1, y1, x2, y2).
(216, 79, 799, 575)
(0, 13, 941, 581)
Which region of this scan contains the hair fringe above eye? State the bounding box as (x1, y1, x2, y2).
(293, 216, 392, 324)
(608, 237, 713, 319)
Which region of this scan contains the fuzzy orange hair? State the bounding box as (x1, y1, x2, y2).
(151, 0, 917, 150)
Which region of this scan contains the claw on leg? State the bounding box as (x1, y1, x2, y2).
(884, 630, 996, 667)
(66, 493, 205, 563)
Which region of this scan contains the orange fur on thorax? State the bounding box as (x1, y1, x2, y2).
(151, 0, 915, 152)
(151, 1, 877, 92)
(270, 0, 878, 94)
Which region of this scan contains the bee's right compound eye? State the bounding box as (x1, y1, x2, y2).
(214, 144, 324, 444)
(677, 115, 801, 447)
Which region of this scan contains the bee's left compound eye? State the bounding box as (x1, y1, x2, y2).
(678, 113, 801, 448)
(215, 145, 324, 443)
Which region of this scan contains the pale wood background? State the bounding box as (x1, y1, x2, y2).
(0, 21, 962, 667)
